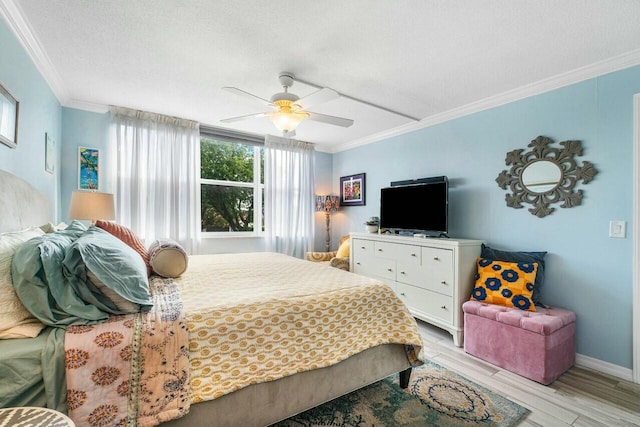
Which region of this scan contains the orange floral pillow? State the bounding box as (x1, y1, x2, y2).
(470, 258, 538, 311)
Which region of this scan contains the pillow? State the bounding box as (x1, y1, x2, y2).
(148, 239, 188, 278)
(40, 222, 69, 233)
(64, 226, 152, 313)
(0, 227, 47, 339)
(86, 270, 139, 313)
(11, 221, 110, 327)
(480, 244, 547, 306)
(95, 220, 151, 277)
(335, 238, 350, 258)
(470, 258, 538, 312)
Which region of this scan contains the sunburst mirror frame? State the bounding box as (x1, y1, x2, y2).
(495, 135, 598, 218)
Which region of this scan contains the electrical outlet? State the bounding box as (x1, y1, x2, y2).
(609, 220, 626, 238)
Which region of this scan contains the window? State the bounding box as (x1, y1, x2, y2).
(200, 128, 264, 235)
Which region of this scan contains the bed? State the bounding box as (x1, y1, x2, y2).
(0, 169, 425, 427)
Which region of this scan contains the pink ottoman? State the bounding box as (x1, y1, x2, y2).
(462, 300, 576, 385)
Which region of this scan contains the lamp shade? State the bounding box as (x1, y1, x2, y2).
(270, 111, 307, 132)
(69, 190, 115, 221)
(269, 100, 309, 132)
(315, 195, 340, 213)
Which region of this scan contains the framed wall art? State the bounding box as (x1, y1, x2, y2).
(45, 133, 55, 173)
(340, 172, 366, 206)
(0, 81, 19, 148)
(78, 147, 100, 190)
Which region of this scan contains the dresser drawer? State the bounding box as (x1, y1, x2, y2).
(375, 241, 420, 265)
(422, 247, 453, 271)
(353, 256, 395, 280)
(352, 239, 375, 257)
(396, 262, 424, 288)
(395, 282, 453, 323)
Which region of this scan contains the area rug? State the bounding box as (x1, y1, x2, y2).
(271, 359, 530, 427)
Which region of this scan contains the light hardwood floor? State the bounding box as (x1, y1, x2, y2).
(416, 320, 640, 427)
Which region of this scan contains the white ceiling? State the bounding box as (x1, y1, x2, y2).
(3, 0, 640, 152)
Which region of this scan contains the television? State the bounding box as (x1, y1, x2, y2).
(379, 176, 448, 236)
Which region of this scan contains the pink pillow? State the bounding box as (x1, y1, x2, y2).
(95, 220, 151, 277)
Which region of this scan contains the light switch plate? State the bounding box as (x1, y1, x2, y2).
(609, 220, 626, 238)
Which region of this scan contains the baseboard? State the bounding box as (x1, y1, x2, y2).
(575, 353, 634, 382)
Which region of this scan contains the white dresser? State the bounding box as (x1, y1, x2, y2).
(350, 232, 482, 346)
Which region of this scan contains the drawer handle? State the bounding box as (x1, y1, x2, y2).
(440, 305, 447, 310)
(361, 246, 366, 249)
(387, 268, 393, 272)
(433, 256, 439, 260)
(411, 253, 417, 257)
(400, 292, 406, 296)
(378, 248, 383, 252)
(441, 280, 447, 285)
(356, 262, 361, 265)
(400, 271, 406, 275)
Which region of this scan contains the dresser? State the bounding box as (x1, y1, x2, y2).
(350, 232, 482, 346)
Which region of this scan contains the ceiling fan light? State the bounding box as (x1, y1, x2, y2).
(270, 111, 308, 132)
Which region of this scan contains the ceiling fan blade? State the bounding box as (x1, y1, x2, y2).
(307, 112, 354, 128)
(220, 112, 269, 123)
(293, 88, 339, 110)
(222, 87, 273, 107)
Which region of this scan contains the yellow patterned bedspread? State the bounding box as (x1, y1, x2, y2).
(177, 252, 424, 404)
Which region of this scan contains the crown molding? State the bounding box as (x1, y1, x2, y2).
(64, 99, 110, 114)
(0, 0, 68, 103)
(336, 49, 640, 153)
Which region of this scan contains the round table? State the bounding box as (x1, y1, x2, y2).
(0, 407, 75, 427)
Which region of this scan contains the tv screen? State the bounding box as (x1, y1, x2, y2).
(380, 177, 448, 235)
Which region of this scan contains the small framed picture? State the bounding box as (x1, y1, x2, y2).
(78, 147, 100, 190)
(45, 133, 55, 173)
(340, 173, 366, 206)
(0, 81, 19, 149)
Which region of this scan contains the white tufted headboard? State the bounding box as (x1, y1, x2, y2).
(0, 170, 51, 233)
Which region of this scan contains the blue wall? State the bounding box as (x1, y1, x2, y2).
(60, 108, 111, 222)
(0, 18, 61, 221)
(332, 66, 640, 369)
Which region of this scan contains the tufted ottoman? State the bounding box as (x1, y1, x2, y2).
(462, 300, 576, 385)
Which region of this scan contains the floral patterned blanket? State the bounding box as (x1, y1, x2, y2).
(64, 277, 189, 427)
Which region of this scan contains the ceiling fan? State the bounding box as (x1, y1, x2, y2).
(221, 72, 354, 135)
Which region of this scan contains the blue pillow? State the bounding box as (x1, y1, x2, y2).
(64, 226, 152, 313)
(11, 221, 110, 326)
(480, 244, 547, 306)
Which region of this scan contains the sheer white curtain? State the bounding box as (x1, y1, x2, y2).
(110, 107, 201, 254)
(264, 134, 315, 258)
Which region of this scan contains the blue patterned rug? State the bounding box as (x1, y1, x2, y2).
(271, 359, 530, 427)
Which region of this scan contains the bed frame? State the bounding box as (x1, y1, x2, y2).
(0, 169, 413, 427)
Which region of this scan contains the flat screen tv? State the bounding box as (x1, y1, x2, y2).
(379, 176, 448, 236)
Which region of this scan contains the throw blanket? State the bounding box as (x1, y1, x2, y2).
(179, 252, 424, 403)
(65, 277, 189, 427)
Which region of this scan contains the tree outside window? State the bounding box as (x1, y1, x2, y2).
(200, 137, 264, 233)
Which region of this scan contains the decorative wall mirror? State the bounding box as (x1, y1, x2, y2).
(496, 135, 598, 217)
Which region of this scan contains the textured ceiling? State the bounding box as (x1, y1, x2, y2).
(6, 0, 640, 151)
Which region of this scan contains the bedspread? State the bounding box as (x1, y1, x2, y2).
(178, 252, 424, 404)
(64, 277, 189, 427)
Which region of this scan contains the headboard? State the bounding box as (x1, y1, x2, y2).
(0, 170, 51, 233)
